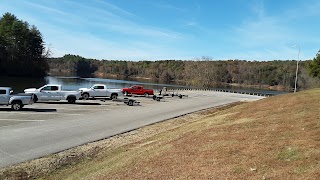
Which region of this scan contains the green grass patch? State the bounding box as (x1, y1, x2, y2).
(278, 147, 303, 161)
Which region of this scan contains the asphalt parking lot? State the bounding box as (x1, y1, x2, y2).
(0, 91, 265, 168)
(0, 94, 188, 128)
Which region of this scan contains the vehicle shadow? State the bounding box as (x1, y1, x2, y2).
(36, 102, 101, 105)
(0, 108, 57, 112)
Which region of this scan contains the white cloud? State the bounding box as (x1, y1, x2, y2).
(24, 1, 69, 16)
(94, 0, 137, 18)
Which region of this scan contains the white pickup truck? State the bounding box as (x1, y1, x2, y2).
(79, 84, 122, 100)
(24, 84, 81, 103)
(0, 87, 34, 110)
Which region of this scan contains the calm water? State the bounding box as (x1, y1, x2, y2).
(0, 76, 287, 95)
(0, 76, 191, 93)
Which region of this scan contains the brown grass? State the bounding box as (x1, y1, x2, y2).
(1, 89, 320, 179)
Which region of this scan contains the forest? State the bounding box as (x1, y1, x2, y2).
(0, 13, 49, 77)
(48, 54, 320, 91)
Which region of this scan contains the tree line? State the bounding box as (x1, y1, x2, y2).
(0, 12, 48, 77)
(48, 55, 320, 91)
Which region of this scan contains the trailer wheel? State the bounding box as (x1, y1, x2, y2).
(11, 101, 23, 111)
(128, 100, 134, 106)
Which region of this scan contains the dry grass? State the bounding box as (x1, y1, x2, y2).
(1, 89, 320, 179)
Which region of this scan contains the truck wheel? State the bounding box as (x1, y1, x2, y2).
(124, 91, 128, 96)
(82, 93, 89, 100)
(128, 100, 134, 106)
(111, 93, 118, 100)
(144, 92, 149, 97)
(33, 95, 38, 103)
(67, 97, 76, 104)
(11, 101, 23, 111)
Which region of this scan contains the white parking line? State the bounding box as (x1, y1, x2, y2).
(0, 119, 45, 122)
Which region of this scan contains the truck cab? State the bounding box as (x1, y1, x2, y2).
(38, 85, 62, 100)
(121, 85, 154, 96)
(79, 84, 122, 100)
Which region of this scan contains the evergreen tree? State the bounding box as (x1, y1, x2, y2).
(307, 50, 320, 79)
(0, 12, 49, 77)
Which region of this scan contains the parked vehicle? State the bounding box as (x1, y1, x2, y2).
(79, 84, 122, 100)
(0, 87, 34, 110)
(24, 84, 81, 103)
(121, 85, 154, 96)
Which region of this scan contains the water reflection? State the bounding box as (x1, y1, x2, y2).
(0, 76, 287, 95)
(46, 76, 189, 91)
(0, 76, 47, 93)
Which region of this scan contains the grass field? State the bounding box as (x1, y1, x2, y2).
(1, 89, 320, 179)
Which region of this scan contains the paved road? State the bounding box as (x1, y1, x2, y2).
(0, 91, 264, 168)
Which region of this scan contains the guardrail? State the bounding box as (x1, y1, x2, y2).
(154, 88, 283, 97)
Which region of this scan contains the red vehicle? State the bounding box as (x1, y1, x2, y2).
(121, 85, 154, 96)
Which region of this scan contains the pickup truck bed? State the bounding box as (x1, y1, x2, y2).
(0, 87, 34, 110)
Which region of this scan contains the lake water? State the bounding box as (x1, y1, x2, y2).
(0, 76, 191, 93)
(0, 76, 287, 95)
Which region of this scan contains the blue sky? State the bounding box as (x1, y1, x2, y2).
(1, 0, 319, 61)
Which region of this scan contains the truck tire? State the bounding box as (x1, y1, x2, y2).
(82, 93, 90, 100)
(144, 92, 149, 97)
(11, 101, 23, 111)
(67, 96, 76, 104)
(111, 93, 118, 100)
(124, 91, 128, 96)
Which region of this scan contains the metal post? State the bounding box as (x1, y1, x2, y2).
(294, 45, 300, 93)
